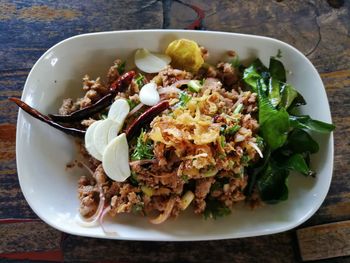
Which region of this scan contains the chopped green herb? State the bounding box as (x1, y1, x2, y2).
(135, 73, 145, 87)
(222, 124, 241, 136)
(204, 197, 231, 219)
(181, 175, 189, 183)
(233, 103, 243, 114)
(129, 171, 139, 186)
(131, 130, 154, 161)
(230, 54, 240, 68)
(187, 80, 202, 93)
(178, 91, 191, 107)
(276, 49, 282, 59)
(220, 135, 226, 148)
(117, 61, 126, 75)
(241, 155, 250, 165)
(199, 78, 205, 85)
(131, 203, 144, 214)
(126, 99, 138, 110)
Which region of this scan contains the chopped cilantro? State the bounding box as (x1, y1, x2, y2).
(135, 73, 145, 87)
(220, 136, 226, 148)
(203, 197, 231, 219)
(131, 203, 144, 214)
(131, 130, 154, 161)
(222, 124, 241, 136)
(178, 91, 191, 107)
(127, 99, 138, 110)
(230, 54, 241, 68)
(117, 61, 126, 75)
(181, 175, 189, 183)
(129, 171, 139, 186)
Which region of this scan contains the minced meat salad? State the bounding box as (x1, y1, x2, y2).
(10, 39, 335, 228)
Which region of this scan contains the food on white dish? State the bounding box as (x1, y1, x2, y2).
(11, 37, 335, 231)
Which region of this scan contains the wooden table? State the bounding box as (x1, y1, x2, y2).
(1, 0, 349, 262)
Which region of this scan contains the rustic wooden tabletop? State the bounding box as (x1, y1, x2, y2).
(1, 0, 349, 262)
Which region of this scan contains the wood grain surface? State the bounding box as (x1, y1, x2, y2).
(0, 0, 349, 262)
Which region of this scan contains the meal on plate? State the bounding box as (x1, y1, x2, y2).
(10, 38, 335, 228)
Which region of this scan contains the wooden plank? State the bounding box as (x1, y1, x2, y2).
(0, 220, 63, 261)
(297, 221, 350, 261)
(63, 232, 297, 262)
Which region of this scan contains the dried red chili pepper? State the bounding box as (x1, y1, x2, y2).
(126, 100, 169, 140)
(49, 71, 136, 122)
(9, 97, 85, 137)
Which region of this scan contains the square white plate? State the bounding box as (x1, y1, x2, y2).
(16, 30, 333, 241)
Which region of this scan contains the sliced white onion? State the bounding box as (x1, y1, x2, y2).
(108, 99, 130, 123)
(149, 197, 176, 224)
(99, 206, 118, 235)
(102, 133, 130, 182)
(134, 48, 171, 73)
(128, 102, 144, 117)
(248, 141, 263, 158)
(139, 82, 160, 106)
(85, 120, 104, 161)
(94, 119, 122, 156)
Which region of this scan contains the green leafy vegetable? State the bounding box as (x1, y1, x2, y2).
(284, 129, 319, 154)
(283, 154, 315, 176)
(269, 57, 286, 82)
(257, 163, 289, 203)
(268, 77, 281, 107)
(289, 115, 336, 133)
(131, 130, 154, 161)
(243, 54, 335, 203)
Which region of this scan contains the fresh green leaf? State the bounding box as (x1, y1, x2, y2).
(280, 84, 298, 109)
(268, 77, 281, 107)
(289, 115, 335, 133)
(269, 57, 286, 82)
(260, 109, 290, 150)
(284, 154, 315, 176)
(131, 130, 154, 161)
(187, 80, 202, 92)
(178, 91, 191, 107)
(203, 197, 231, 219)
(243, 59, 268, 91)
(257, 80, 290, 150)
(287, 92, 306, 111)
(284, 129, 319, 154)
(257, 163, 289, 203)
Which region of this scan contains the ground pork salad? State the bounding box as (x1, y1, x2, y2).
(10, 39, 335, 228)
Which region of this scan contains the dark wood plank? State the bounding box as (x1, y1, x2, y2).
(0, 0, 349, 262)
(297, 220, 350, 261)
(63, 232, 298, 263)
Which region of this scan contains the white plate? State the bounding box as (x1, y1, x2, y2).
(15, 30, 334, 241)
